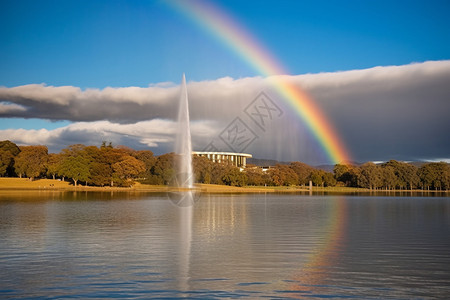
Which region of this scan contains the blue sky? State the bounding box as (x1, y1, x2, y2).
(2, 0, 449, 86)
(0, 0, 449, 163)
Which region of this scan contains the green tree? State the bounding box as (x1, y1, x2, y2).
(322, 171, 337, 187)
(310, 169, 325, 187)
(418, 162, 449, 190)
(14, 145, 48, 180)
(334, 164, 359, 187)
(381, 165, 397, 190)
(151, 153, 176, 185)
(358, 162, 382, 189)
(47, 153, 62, 180)
(383, 160, 419, 190)
(222, 166, 247, 186)
(193, 155, 213, 184)
(59, 144, 91, 186)
(0, 140, 21, 177)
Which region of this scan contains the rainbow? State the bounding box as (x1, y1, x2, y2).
(168, 0, 351, 164)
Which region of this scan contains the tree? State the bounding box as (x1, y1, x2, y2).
(289, 162, 314, 185)
(13, 146, 48, 180)
(334, 164, 359, 187)
(59, 144, 91, 186)
(134, 150, 156, 178)
(418, 162, 450, 190)
(383, 160, 419, 190)
(322, 171, 337, 187)
(358, 162, 382, 190)
(193, 155, 213, 184)
(381, 166, 397, 190)
(267, 164, 298, 186)
(222, 166, 247, 186)
(112, 156, 146, 184)
(310, 169, 325, 187)
(0, 140, 21, 177)
(245, 165, 265, 186)
(151, 153, 176, 185)
(47, 153, 62, 180)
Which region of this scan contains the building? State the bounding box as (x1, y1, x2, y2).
(193, 151, 252, 168)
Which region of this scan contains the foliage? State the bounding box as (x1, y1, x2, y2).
(222, 166, 248, 186)
(0, 140, 20, 176)
(14, 146, 48, 180)
(1, 140, 449, 190)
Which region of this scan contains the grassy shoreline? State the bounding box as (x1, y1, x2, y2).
(0, 178, 447, 194)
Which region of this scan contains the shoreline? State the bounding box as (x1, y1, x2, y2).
(0, 178, 448, 194)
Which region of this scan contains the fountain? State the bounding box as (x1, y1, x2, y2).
(174, 73, 194, 188)
(169, 73, 197, 207)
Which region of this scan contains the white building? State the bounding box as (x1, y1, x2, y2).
(193, 151, 252, 168)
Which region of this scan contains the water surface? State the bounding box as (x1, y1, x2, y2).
(0, 191, 449, 298)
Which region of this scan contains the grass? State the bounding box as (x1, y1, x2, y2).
(0, 178, 446, 194)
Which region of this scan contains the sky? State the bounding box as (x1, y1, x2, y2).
(0, 0, 449, 165)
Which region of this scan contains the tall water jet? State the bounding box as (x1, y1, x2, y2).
(174, 73, 194, 189)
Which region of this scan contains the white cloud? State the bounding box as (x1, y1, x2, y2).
(0, 119, 218, 154)
(0, 102, 27, 114)
(0, 60, 449, 163)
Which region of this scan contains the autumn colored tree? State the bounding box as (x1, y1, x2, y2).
(133, 150, 156, 179)
(244, 165, 266, 186)
(14, 145, 48, 180)
(112, 156, 146, 185)
(0, 140, 21, 177)
(289, 161, 314, 185)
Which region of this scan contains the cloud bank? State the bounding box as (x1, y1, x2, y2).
(1, 61, 449, 164)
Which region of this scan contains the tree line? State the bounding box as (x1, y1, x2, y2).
(0, 140, 448, 190)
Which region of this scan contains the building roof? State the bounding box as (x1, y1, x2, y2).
(193, 151, 252, 158)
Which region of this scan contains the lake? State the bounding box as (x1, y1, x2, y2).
(0, 191, 449, 299)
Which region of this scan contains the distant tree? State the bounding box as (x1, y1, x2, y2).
(310, 169, 325, 187)
(383, 160, 419, 190)
(289, 162, 314, 185)
(14, 145, 48, 180)
(112, 156, 146, 185)
(209, 163, 230, 185)
(322, 171, 337, 187)
(381, 165, 397, 190)
(134, 150, 156, 178)
(0, 140, 21, 177)
(418, 162, 449, 190)
(244, 165, 265, 186)
(334, 164, 359, 187)
(222, 166, 247, 187)
(47, 153, 62, 180)
(151, 153, 176, 185)
(59, 144, 91, 186)
(193, 155, 213, 184)
(358, 162, 382, 189)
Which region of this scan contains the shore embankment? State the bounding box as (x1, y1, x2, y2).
(0, 178, 447, 194)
